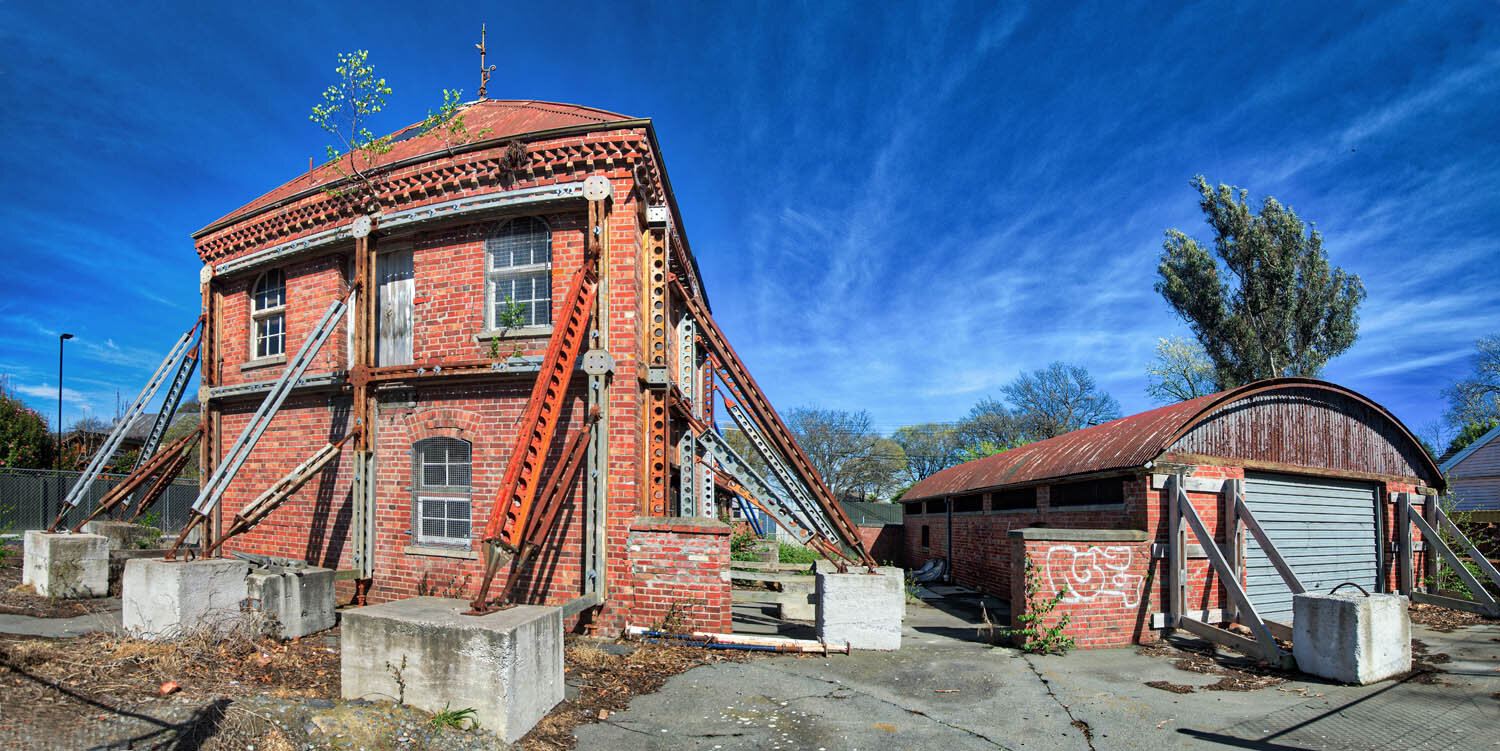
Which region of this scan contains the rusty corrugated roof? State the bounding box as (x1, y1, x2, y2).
(201, 99, 636, 233)
(901, 377, 1440, 501)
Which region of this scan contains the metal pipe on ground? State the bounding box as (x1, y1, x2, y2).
(624, 626, 850, 654)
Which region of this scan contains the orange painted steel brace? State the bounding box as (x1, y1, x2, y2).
(71, 428, 202, 532)
(469, 201, 604, 612)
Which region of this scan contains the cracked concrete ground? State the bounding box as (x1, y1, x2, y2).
(576, 596, 1500, 750)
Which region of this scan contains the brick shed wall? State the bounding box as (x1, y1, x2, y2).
(857, 524, 904, 566)
(1009, 531, 1152, 649)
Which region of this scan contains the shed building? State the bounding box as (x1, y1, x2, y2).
(1440, 423, 1500, 512)
(899, 378, 1444, 647)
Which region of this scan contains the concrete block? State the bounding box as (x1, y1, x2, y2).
(776, 577, 817, 621)
(247, 566, 336, 638)
(81, 520, 164, 550)
(341, 597, 563, 743)
(1293, 593, 1411, 685)
(122, 558, 250, 639)
(816, 565, 904, 650)
(22, 531, 109, 598)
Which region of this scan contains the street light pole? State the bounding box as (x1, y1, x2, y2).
(57, 333, 73, 523)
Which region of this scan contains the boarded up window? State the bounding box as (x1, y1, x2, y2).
(904, 502, 923, 516)
(992, 486, 1038, 511)
(953, 494, 984, 513)
(1049, 478, 1124, 507)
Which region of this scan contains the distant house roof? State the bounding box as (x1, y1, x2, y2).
(1440, 423, 1500, 474)
(839, 501, 904, 526)
(74, 411, 195, 443)
(902, 378, 1442, 502)
(197, 99, 637, 234)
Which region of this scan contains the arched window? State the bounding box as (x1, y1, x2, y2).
(485, 216, 552, 329)
(413, 437, 472, 546)
(251, 268, 286, 359)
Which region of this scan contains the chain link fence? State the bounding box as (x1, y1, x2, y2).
(0, 468, 198, 534)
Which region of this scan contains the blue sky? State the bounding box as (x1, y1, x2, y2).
(1, 1, 1496, 445)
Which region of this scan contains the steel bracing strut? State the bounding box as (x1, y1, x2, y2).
(71, 428, 202, 531)
(470, 198, 605, 612)
(166, 296, 349, 559)
(202, 432, 354, 557)
(50, 318, 202, 531)
(671, 279, 873, 566)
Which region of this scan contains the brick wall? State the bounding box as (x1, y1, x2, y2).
(1009, 530, 1152, 648)
(857, 524, 904, 566)
(623, 517, 731, 634)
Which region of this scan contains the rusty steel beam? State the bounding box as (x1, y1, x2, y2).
(672, 278, 872, 565)
(203, 432, 353, 557)
(474, 409, 599, 612)
(642, 224, 670, 515)
(71, 429, 202, 532)
(473, 198, 604, 594)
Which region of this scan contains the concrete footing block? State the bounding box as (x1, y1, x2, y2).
(122, 558, 251, 639)
(81, 520, 164, 550)
(341, 597, 563, 743)
(22, 531, 109, 598)
(816, 564, 904, 650)
(776, 578, 817, 621)
(1293, 592, 1411, 685)
(247, 566, 336, 638)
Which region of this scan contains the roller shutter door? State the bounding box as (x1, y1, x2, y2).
(1242, 472, 1378, 623)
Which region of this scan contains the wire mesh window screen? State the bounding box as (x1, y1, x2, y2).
(413, 438, 471, 546)
(415, 438, 471, 490)
(486, 217, 552, 328)
(417, 496, 472, 545)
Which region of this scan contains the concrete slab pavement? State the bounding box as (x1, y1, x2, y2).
(577, 595, 1500, 750)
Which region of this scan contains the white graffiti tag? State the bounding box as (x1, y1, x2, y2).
(1044, 545, 1142, 607)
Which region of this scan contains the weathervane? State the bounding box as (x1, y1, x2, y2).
(476, 24, 497, 99)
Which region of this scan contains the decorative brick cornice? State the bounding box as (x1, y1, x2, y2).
(197, 130, 661, 265)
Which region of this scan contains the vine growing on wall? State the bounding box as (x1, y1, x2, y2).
(1002, 555, 1076, 654)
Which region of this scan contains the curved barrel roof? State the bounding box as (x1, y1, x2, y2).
(902, 378, 1442, 501)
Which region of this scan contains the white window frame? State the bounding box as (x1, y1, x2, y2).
(250, 268, 286, 360)
(485, 216, 553, 330)
(412, 437, 473, 547)
(415, 495, 473, 547)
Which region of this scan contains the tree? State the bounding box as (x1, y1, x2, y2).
(1443, 333, 1500, 430)
(310, 50, 394, 211)
(1145, 336, 1219, 404)
(1157, 176, 1366, 387)
(783, 407, 902, 502)
(0, 386, 53, 469)
(891, 423, 962, 484)
(953, 398, 1028, 457)
(1442, 417, 1499, 460)
(1002, 362, 1122, 439)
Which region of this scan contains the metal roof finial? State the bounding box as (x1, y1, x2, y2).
(476, 24, 497, 99)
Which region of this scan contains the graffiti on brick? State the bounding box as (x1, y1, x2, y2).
(1044, 545, 1142, 607)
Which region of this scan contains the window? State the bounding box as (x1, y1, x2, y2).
(992, 486, 1038, 511)
(486, 217, 552, 329)
(903, 501, 923, 517)
(413, 438, 472, 546)
(953, 494, 984, 513)
(251, 269, 286, 358)
(1050, 478, 1125, 507)
(921, 525, 930, 547)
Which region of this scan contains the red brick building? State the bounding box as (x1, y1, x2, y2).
(899, 379, 1444, 648)
(191, 100, 866, 634)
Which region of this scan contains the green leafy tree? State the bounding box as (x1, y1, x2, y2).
(891, 423, 962, 483)
(953, 398, 1028, 457)
(418, 88, 493, 157)
(1145, 336, 1219, 404)
(1002, 362, 1121, 439)
(1443, 417, 1499, 460)
(0, 386, 53, 469)
(1443, 333, 1500, 430)
(310, 50, 395, 211)
(1157, 176, 1366, 387)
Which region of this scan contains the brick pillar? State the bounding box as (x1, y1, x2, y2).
(626, 517, 731, 633)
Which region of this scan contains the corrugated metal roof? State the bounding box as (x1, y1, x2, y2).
(202, 99, 636, 232)
(901, 378, 1441, 501)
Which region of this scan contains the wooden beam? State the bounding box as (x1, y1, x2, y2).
(1176, 480, 1283, 663)
(1408, 509, 1499, 613)
(1235, 495, 1306, 594)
